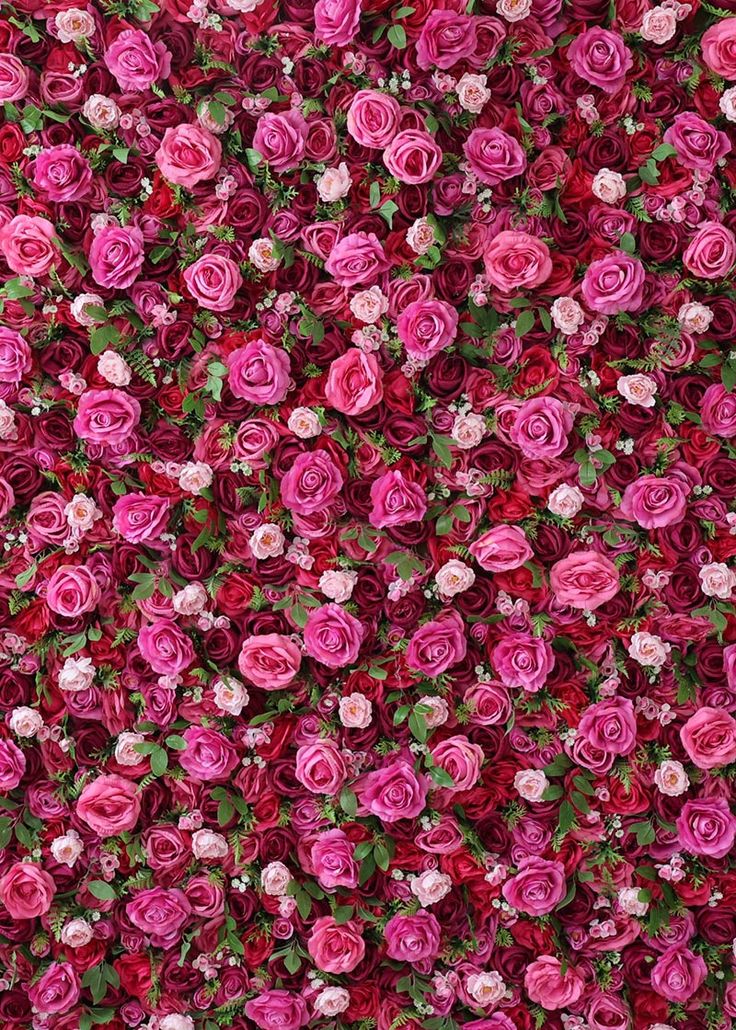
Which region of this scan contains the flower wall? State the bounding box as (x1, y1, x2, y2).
(2, 1, 736, 1030)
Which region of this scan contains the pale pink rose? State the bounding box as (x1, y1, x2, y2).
(497, 0, 532, 20)
(419, 695, 450, 728)
(172, 582, 207, 615)
(178, 461, 213, 494)
(82, 94, 120, 129)
(721, 86, 736, 121)
(350, 286, 388, 324)
(466, 971, 506, 1007)
(654, 760, 689, 796)
(58, 655, 96, 693)
(288, 407, 321, 438)
(115, 731, 146, 766)
(550, 296, 585, 335)
(339, 692, 372, 728)
(250, 524, 286, 559)
(547, 483, 584, 517)
(514, 769, 549, 802)
(456, 73, 491, 113)
(314, 987, 350, 1017)
(640, 6, 678, 43)
(410, 869, 452, 907)
(452, 412, 486, 448)
(617, 373, 658, 407)
(156, 124, 221, 186)
(319, 569, 357, 602)
(618, 886, 649, 916)
(97, 351, 132, 386)
(248, 237, 280, 272)
(213, 676, 249, 716)
(192, 829, 228, 861)
(406, 217, 436, 255)
(699, 561, 736, 599)
(677, 301, 713, 333)
(435, 559, 476, 597)
(9, 706, 43, 737)
(317, 162, 352, 202)
(592, 168, 627, 204)
(627, 631, 670, 668)
(61, 917, 93, 948)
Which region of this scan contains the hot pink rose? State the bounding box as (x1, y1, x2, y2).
(74, 388, 141, 446)
(502, 856, 567, 915)
(76, 773, 141, 837)
(702, 19, 736, 78)
(138, 618, 195, 675)
(383, 129, 443, 185)
(304, 603, 364, 668)
(0, 215, 57, 277)
(156, 123, 222, 187)
(581, 252, 645, 313)
(359, 760, 428, 822)
(701, 382, 736, 438)
(677, 798, 736, 858)
(663, 111, 730, 172)
(431, 735, 484, 791)
(550, 550, 620, 610)
(347, 90, 401, 148)
(280, 451, 344, 514)
(46, 564, 100, 617)
(416, 10, 478, 69)
(524, 956, 585, 1009)
(27, 962, 80, 1014)
(245, 991, 309, 1030)
(253, 110, 308, 173)
(469, 525, 533, 571)
(650, 946, 708, 1002)
(308, 916, 365, 973)
(510, 397, 573, 459)
(179, 727, 238, 782)
(484, 231, 552, 292)
(324, 231, 390, 287)
(104, 29, 171, 90)
(619, 474, 689, 528)
(310, 829, 358, 889)
(295, 740, 348, 795)
(384, 911, 441, 963)
(0, 739, 25, 791)
(683, 221, 736, 279)
(492, 633, 555, 693)
(33, 145, 93, 202)
(89, 225, 145, 290)
(0, 327, 31, 383)
(183, 253, 242, 312)
(112, 493, 169, 543)
(126, 886, 192, 947)
(0, 862, 55, 918)
(465, 128, 527, 186)
(238, 632, 302, 689)
(228, 340, 291, 404)
(681, 707, 736, 769)
(314, 0, 362, 46)
(406, 610, 467, 676)
(325, 349, 383, 415)
(397, 299, 459, 360)
(369, 470, 427, 528)
(577, 696, 637, 755)
(567, 27, 633, 93)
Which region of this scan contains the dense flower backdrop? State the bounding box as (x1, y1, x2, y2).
(3, 0, 736, 1027)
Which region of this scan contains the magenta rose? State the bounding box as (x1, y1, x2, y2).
(325, 349, 383, 415)
(324, 231, 390, 287)
(347, 90, 401, 148)
(550, 550, 620, 610)
(27, 962, 80, 1015)
(492, 632, 555, 693)
(156, 124, 222, 187)
(702, 19, 736, 78)
(397, 299, 459, 360)
(567, 27, 633, 93)
(179, 727, 238, 782)
(416, 10, 477, 69)
(0, 863, 55, 919)
(469, 525, 533, 572)
(359, 760, 428, 822)
(502, 856, 567, 915)
(406, 610, 467, 676)
(369, 470, 427, 528)
(681, 707, 736, 769)
(183, 253, 242, 312)
(701, 383, 736, 438)
(45, 564, 100, 617)
(33, 145, 93, 202)
(524, 956, 585, 1009)
(303, 603, 364, 668)
(0, 739, 25, 791)
(510, 397, 573, 459)
(245, 991, 309, 1030)
(89, 225, 145, 290)
(619, 474, 689, 528)
(676, 797, 736, 858)
(310, 829, 358, 889)
(383, 129, 443, 185)
(74, 388, 141, 446)
(431, 735, 484, 791)
(683, 221, 736, 279)
(112, 493, 170, 543)
(650, 946, 708, 1002)
(295, 740, 348, 795)
(280, 451, 344, 515)
(104, 28, 171, 90)
(253, 110, 308, 173)
(76, 773, 141, 837)
(464, 129, 527, 187)
(126, 886, 192, 948)
(0, 328, 31, 383)
(384, 911, 441, 964)
(307, 916, 365, 973)
(663, 111, 730, 172)
(314, 0, 361, 46)
(0, 215, 58, 277)
(227, 340, 291, 404)
(578, 696, 637, 755)
(581, 253, 645, 314)
(138, 618, 195, 675)
(238, 632, 302, 690)
(484, 231, 552, 292)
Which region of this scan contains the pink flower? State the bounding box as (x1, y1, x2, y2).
(567, 27, 633, 93)
(384, 911, 441, 963)
(33, 145, 93, 201)
(397, 299, 459, 360)
(27, 962, 80, 1014)
(112, 493, 169, 543)
(550, 551, 620, 610)
(228, 340, 291, 402)
(76, 774, 141, 837)
(469, 525, 533, 572)
(238, 633, 302, 690)
(0, 862, 55, 918)
(581, 253, 645, 314)
(307, 916, 365, 973)
(484, 231, 552, 292)
(369, 470, 427, 528)
(406, 610, 467, 676)
(359, 760, 428, 822)
(245, 991, 309, 1030)
(253, 110, 308, 173)
(347, 90, 401, 148)
(492, 633, 555, 692)
(524, 956, 585, 1009)
(383, 130, 444, 185)
(295, 739, 348, 794)
(89, 225, 145, 290)
(310, 829, 358, 889)
(324, 231, 390, 287)
(325, 349, 383, 414)
(416, 10, 478, 69)
(464, 128, 527, 186)
(73, 389, 141, 446)
(280, 451, 344, 515)
(502, 856, 567, 915)
(179, 727, 238, 782)
(138, 618, 195, 675)
(126, 887, 192, 948)
(619, 474, 689, 528)
(183, 253, 243, 312)
(510, 397, 573, 459)
(304, 603, 364, 668)
(650, 946, 708, 1002)
(314, 0, 362, 46)
(156, 124, 222, 187)
(0, 215, 58, 277)
(681, 707, 736, 769)
(104, 29, 171, 90)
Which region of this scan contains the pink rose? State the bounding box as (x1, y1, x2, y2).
(577, 696, 637, 755)
(701, 382, 736, 438)
(406, 610, 467, 676)
(581, 252, 645, 313)
(310, 829, 358, 889)
(304, 603, 364, 668)
(524, 956, 585, 1009)
(46, 564, 100, 618)
(245, 991, 309, 1030)
(308, 916, 365, 973)
(280, 451, 344, 515)
(492, 633, 555, 693)
(469, 525, 533, 572)
(681, 707, 736, 769)
(702, 19, 736, 78)
(295, 740, 348, 795)
(347, 90, 401, 148)
(397, 299, 459, 360)
(325, 349, 383, 415)
(74, 388, 141, 446)
(112, 493, 169, 543)
(464, 682, 512, 726)
(324, 231, 390, 287)
(416, 10, 478, 69)
(0, 862, 55, 918)
(0, 54, 29, 101)
(227, 340, 291, 404)
(156, 123, 222, 187)
(510, 397, 573, 459)
(138, 619, 195, 675)
(502, 856, 567, 915)
(183, 253, 242, 312)
(238, 632, 302, 689)
(76, 773, 141, 837)
(314, 0, 362, 46)
(383, 129, 443, 185)
(89, 225, 145, 290)
(663, 111, 730, 172)
(179, 727, 238, 782)
(619, 474, 689, 528)
(33, 145, 93, 201)
(650, 946, 708, 1002)
(0, 215, 57, 277)
(550, 550, 620, 610)
(359, 759, 428, 822)
(464, 129, 527, 186)
(0, 738, 25, 790)
(104, 29, 171, 90)
(384, 911, 441, 963)
(28, 962, 80, 1015)
(126, 886, 192, 948)
(431, 735, 484, 791)
(567, 27, 633, 93)
(683, 221, 736, 279)
(253, 110, 308, 173)
(484, 231, 552, 292)
(369, 470, 427, 528)
(676, 798, 736, 858)
(0, 327, 31, 383)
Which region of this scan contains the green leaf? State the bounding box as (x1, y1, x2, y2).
(150, 747, 168, 777)
(408, 709, 428, 743)
(339, 787, 357, 817)
(87, 880, 116, 901)
(90, 325, 120, 356)
(619, 232, 636, 254)
(428, 765, 455, 788)
(387, 23, 407, 48)
(515, 309, 535, 338)
(651, 143, 678, 161)
(333, 905, 354, 924)
(165, 734, 187, 750)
